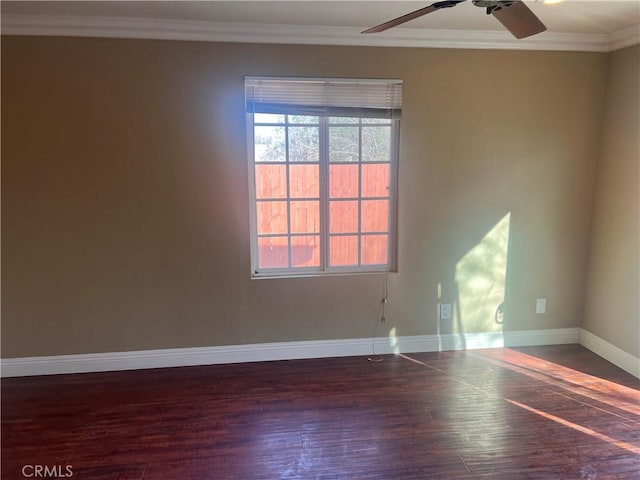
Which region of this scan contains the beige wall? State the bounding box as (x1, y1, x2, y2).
(2, 36, 607, 357)
(583, 45, 640, 358)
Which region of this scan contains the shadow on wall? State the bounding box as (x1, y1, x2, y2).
(438, 212, 512, 350)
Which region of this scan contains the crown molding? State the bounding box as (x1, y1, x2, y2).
(1, 13, 637, 52)
(608, 23, 640, 51)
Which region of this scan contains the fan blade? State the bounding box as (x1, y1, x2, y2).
(362, 0, 466, 34)
(491, 1, 546, 39)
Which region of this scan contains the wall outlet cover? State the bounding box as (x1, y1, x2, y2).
(440, 303, 452, 321)
(536, 298, 547, 314)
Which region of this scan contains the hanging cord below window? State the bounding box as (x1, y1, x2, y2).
(368, 272, 389, 362)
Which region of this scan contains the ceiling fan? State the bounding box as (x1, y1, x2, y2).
(362, 0, 547, 39)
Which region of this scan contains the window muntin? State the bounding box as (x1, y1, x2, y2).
(246, 78, 400, 277)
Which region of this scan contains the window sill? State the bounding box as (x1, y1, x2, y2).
(251, 268, 395, 280)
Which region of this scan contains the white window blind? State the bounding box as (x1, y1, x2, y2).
(245, 77, 403, 119)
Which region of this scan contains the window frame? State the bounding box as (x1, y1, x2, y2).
(246, 81, 400, 279)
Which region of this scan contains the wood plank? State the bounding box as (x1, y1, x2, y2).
(2, 345, 638, 479)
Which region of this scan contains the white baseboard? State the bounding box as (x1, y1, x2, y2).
(2, 328, 635, 379)
(505, 327, 581, 347)
(1, 337, 386, 378)
(1, 327, 584, 378)
(579, 329, 640, 378)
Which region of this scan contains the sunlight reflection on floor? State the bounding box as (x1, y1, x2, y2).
(505, 398, 640, 456)
(396, 347, 640, 466)
(477, 348, 640, 416)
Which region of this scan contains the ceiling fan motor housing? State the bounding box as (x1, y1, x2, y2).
(472, 0, 516, 7)
(472, 0, 517, 15)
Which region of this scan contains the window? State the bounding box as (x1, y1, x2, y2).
(246, 77, 402, 277)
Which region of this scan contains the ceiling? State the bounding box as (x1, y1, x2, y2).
(2, 1, 639, 51)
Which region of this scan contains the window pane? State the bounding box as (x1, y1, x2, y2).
(256, 201, 288, 235)
(362, 118, 391, 124)
(255, 113, 285, 124)
(329, 126, 359, 162)
(258, 236, 289, 269)
(255, 126, 285, 162)
(362, 126, 391, 162)
(330, 117, 359, 124)
(330, 200, 358, 234)
(288, 115, 319, 124)
(291, 201, 320, 234)
(290, 164, 319, 198)
(292, 235, 320, 267)
(361, 199, 389, 233)
(329, 164, 358, 198)
(288, 126, 319, 163)
(361, 235, 388, 265)
(361, 163, 389, 198)
(255, 164, 286, 199)
(330, 236, 358, 266)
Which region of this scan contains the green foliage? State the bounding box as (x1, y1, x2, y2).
(255, 115, 390, 163)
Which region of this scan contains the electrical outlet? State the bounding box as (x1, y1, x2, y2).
(440, 304, 452, 321)
(536, 298, 547, 314)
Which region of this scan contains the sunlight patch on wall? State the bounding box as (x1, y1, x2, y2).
(388, 326, 399, 354)
(454, 213, 511, 335)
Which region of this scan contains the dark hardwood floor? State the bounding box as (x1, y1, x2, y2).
(2, 344, 639, 479)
